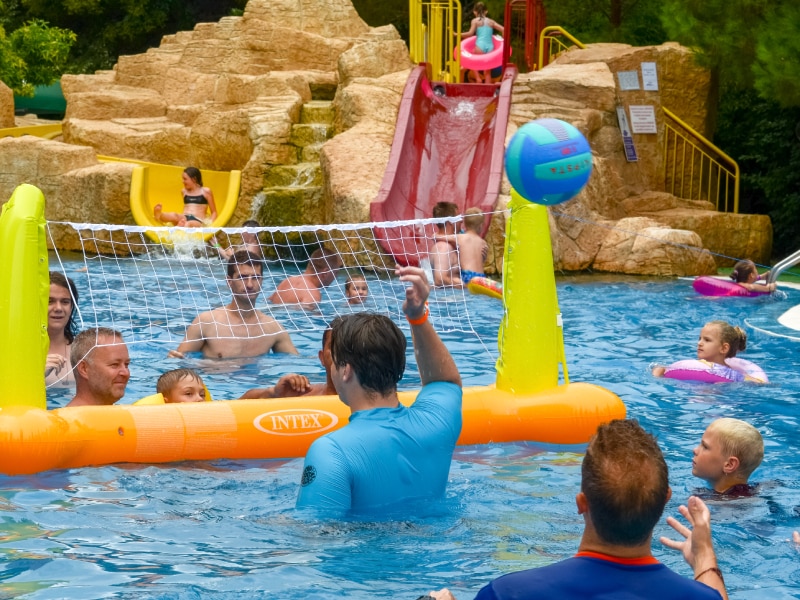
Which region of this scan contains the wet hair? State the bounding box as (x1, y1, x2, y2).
(321, 327, 332, 349)
(473, 2, 488, 17)
(463, 207, 485, 233)
(581, 419, 669, 547)
(344, 274, 367, 293)
(184, 166, 203, 187)
(49, 271, 79, 344)
(329, 313, 407, 397)
(71, 327, 124, 367)
(227, 249, 265, 278)
(730, 259, 758, 283)
(706, 320, 747, 357)
(308, 246, 343, 275)
(242, 219, 260, 228)
(156, 368, 204, 395)
(708, 418, 764, 479)
(433, 201, 459, 219)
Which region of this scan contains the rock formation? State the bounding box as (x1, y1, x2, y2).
(0, 82, 14, 128)
(0, 0, 773, 275)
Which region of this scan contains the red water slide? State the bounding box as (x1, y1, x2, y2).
(369, 64, 518, 266)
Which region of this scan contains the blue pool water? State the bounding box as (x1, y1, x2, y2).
(6, 264, 800, 598)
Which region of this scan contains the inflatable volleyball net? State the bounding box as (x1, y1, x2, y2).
(45, 215, 504, 385)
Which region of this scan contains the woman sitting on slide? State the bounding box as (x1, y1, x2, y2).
(154, 166, 217, 227)
(458, 2, 504, 83)
(729, 259, 775, 293)
(46, 271, 79, 387)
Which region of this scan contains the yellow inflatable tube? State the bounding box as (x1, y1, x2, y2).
(99, 156, 242, 244)
(0, 382, 623, 475)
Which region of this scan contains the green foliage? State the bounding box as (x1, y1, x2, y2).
(16, 0, 247, 73)
(715, 88, 800, 257)
(753, 2, 800, 108)
(0, 19, 74, 95)
(543, 0, 666, 46)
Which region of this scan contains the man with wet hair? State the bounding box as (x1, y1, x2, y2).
(428, 419, 728, 600)
(169, 250, 297, 359)
(67, 327, 130, 407)
(269, 245, 343, 307)
(295, 265, 462, 512)
(430, 201, 464, 288)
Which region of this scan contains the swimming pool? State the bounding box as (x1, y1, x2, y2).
(7, 265, 800, 599)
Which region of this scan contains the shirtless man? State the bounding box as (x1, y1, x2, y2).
(269, 246, 343, 308)
(66, 327, 131, 407)
(168, 250, 297, 359)
(239, 327, 336, 399)
(430, 201, 463, 288)
(211, 220, 262, 261)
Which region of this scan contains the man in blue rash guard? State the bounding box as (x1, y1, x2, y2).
(427, 420, 728, 600)
(295, 265, 463, 512)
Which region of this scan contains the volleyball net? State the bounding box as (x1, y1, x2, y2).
(45, 216, 503, 368)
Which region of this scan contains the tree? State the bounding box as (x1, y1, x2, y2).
(0, 19, 75, 96)
(660, 0, 800, 108)
(543, 0, 666, 46)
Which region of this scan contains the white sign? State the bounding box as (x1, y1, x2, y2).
(629, 105, 658, 134)
(617, 70, 640, 90)
(641, 62, 658, 91)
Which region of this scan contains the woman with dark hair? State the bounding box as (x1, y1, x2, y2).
(153, 166, 218, 227)
(46, 271, 79, 387)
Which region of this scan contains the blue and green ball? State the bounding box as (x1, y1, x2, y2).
(504, 119, 593, 205)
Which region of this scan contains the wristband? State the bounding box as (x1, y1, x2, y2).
(406, 303, 429, 326)
(694, 567, 724, 584)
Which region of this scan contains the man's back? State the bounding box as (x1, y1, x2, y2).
(475, 555, 723, 600)
(269, 274, 320, 306)
(296, 381, 462, 511)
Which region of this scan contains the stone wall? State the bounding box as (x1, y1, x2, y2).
(0, 81, 14, 128)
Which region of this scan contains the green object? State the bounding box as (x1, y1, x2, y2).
(14, 82, 66, 118)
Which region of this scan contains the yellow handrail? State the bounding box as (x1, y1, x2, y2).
(535, 27, 740, 213)
(409, 0, 462, 82)
(537, 26, 585, 71)
(0, 123, 62, 140)
(662, 107, 739, 213)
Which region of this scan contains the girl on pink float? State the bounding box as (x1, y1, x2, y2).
(652, 320, 768, 383)
(154, 166, 217, 227)
(729, 259, 775, 293)
(457, 2, 504, 84)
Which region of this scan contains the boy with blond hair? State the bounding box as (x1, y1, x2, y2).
(692, 418, 764, 496)
(456, 208, 489, 285)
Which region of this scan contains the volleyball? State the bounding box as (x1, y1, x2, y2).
(504, 118, 593, 205)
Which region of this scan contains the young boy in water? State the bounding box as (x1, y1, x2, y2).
(344, 274, 369, 304)
(157, 368, 207, 403)
(455, 208, 489, 285)
(692, 417, 764, 497)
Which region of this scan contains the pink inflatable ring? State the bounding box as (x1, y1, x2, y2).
(692, 276, 769, 297)
(662, 358, 768, 383)
(458, 35, 506, 70)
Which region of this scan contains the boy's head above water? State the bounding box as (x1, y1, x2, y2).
(157, 368, 206, 403)
(692, 417, 764, 493)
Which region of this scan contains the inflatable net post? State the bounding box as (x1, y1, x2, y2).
(0, 185, 49, 409)
(495, 190, 567, 395)
(40, 215, 499, 386)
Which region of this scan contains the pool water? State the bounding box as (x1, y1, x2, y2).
(6, 267, 800, 598)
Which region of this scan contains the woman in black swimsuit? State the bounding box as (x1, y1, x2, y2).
(154, 166, 218, 227)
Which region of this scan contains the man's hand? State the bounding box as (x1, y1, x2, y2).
(396, 265, 430, 320)
(167, 349, 186, 359)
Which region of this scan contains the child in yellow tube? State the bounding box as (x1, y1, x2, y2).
(157, 368, 207, 403)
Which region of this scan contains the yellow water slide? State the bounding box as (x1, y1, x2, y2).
(99, 156, 242, 243)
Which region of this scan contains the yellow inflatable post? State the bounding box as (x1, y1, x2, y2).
(495, 189, 566, 395)
(0, 184, 48, 409)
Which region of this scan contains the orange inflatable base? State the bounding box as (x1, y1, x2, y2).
(0, 382, 625, 475)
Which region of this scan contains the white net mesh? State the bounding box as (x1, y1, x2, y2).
(45, 215, 503, 389)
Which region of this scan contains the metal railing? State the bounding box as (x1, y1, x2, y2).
(410, 0, 462, 83)
(535, 27, 740, 213)
(766, 248, 800, 284)
(662, 108, 739, 212)
(537, 26, 585, 71)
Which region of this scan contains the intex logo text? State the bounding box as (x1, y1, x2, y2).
(253, 409, 339, 436)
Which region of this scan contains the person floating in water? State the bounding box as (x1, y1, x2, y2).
(154, 166, 218, 227)
(691, 418, 763, 498)
(729, 259, 776, 293)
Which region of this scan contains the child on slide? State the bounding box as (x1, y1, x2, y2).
(458, 2, 504, 83)
(154, 166, 217, 228)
